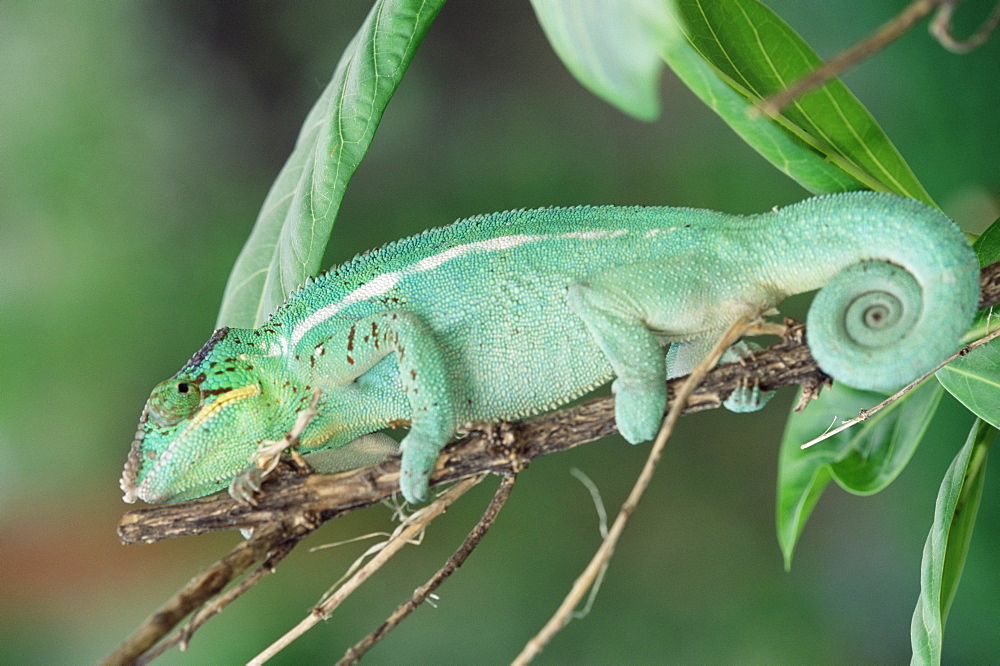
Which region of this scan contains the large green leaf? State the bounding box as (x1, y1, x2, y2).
(216, 0, 445, 329)
(937, 217, 1000, 427)
(911, 420, 993, 665)
(670, 0, 933, 201)
(776, 379, 943, 568)
(530, 0, 671, 121)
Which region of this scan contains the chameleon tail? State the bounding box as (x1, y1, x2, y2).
(806, 257, 977, 391)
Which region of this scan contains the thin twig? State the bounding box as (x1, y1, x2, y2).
(513, 316, 757, 664)
(101, 521, 311, 666)
(135, 540, 297, 665)
(567, 468, 611, 619)
(931, 0, 1000, 52)
(338, 473, 517, 665)
(247, 475, 485, 666)
(801, 325, 1000, 449)
(755, 0, 941, 117)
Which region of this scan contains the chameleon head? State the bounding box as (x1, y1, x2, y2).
(120, 328, 293, 503)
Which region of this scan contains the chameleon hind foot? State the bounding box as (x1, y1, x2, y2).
(720, 341, 773, 412)
(724, 382, 772, 413)
(612, 378, 667, 443)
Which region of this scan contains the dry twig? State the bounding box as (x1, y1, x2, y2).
(755, 0, 997, 117)
(102, 521, 316, 666)
(931, 0, 1000, 52)
(513, 315, 757, 664)
(248, 475, 485, 665)
(338, 473, 517, 664)
(801, 324, 1000, 449)
(134, 539, 296, 664)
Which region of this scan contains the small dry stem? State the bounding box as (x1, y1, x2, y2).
(338, 473, 517, 664)
(513, 316, 758, 664)
(801, 325, 1000, 449)
(247, 475, 486, 665)
(755, 0, 997, 117)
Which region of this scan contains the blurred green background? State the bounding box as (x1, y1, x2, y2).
(1, 1, 997, 663)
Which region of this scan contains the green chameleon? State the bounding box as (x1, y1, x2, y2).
(120, 192, 979, 505)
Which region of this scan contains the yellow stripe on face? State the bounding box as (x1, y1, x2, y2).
(176, 383, 261, 443)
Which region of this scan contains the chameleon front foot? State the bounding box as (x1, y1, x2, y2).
(229, 466, 266, 506)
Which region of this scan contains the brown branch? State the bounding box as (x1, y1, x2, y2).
(248, 476, 485, 664)
(338, 473, 517, 665)
(109, 260, 1000, 663)
(135, 539, 297, 664)
(979, 258, 1000, 309)
(108, 325, 820, 664)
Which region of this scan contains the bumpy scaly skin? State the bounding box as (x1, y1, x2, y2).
(120, 192, 979, 504)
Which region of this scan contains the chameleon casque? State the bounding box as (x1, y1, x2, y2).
(121, 192, 979, 505)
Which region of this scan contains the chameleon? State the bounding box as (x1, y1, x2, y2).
(120, 192, 979, 505)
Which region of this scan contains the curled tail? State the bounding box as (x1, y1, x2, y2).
(791, 193, 979, 391)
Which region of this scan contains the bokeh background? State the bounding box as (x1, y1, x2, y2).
(2, 1, 998, 663)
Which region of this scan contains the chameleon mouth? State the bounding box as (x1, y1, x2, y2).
(120, 403, 150, 503)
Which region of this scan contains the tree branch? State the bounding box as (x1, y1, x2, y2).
(102, 521, 317, 666)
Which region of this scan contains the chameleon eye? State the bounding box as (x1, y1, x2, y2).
(148, 377, 204, 427)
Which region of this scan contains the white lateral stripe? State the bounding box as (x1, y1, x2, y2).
(562, 230, 610, 240)
(290, 234, 547, 349)
(411, 234, 541, 272)
(288, 228, 646, 349)
(644, 226, 676, 239)
(291, 271, 403, 349)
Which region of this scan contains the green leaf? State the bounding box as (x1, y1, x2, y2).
(216, 0, 445, 328)
(936, 343, 1000, 429)
(667, 0, 933, 201)
(529, 0, 672, 121)
(910, 420, 993, 665)
(937, 217, 1000, 427)
(970, 216, 1000, 269)
(532, 0, 930, 197)
(776, 379, 942, 568)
